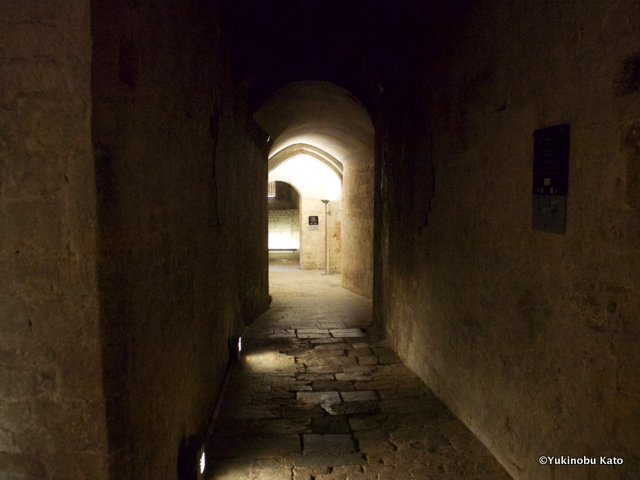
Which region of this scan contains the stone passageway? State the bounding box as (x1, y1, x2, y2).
(207, 268, 510, 479)
(4, 3, 638, 477)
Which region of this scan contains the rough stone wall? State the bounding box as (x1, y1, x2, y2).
(0, 2, 110, 479)
(342, 153, 374, 297)
(328, 200, 342, 274)
(380, 1, 640, 479)
(298, 198, 340, 273)
(91, 0, 268, 478)
(299, 198, 327, 271)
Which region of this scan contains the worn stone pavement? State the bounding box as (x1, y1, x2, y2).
(206, 267, 510, 480)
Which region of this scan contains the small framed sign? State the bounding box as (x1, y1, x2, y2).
(309, 216, 319, 230)
(533, 124, 569, 196)
(532, 124, 569, 234)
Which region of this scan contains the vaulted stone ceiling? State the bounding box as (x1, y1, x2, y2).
(254, 81, 373, 167)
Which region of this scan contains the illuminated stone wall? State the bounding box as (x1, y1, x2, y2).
(268, 210, 300, 250)
(341, 150, 374, 297)
(0, 2, 109, 478)
(328, 199, 343, 274)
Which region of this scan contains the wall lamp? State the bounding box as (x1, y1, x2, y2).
(178, 436, 206, 480)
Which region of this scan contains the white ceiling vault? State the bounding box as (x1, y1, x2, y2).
(254, 81, 374, 170)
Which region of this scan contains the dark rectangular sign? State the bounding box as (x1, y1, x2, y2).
(533, 124, 570, 195)
(309, 216, 319, 225)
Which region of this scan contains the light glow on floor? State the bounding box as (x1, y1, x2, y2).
(244, 352, 275, 366)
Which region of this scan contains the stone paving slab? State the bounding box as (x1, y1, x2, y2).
(347, 348, 373, 357)
(329, 329, 367, 337)
(335, 372, 374, 382)
(205, 268, 510, 480)
(297, 391, 341, 404)
(209, 435, 301, 458)
(259, 418, 312, 435)
(340, 390, 378, 402)
(304, 356, 358, 367)
(297, 373, 335, 382)
(293, 453, 366, 468)
(310, 415, 350, 434)
(310, 338, 345, 344)
(312, 381, 355, 391)
(321, 401, 380, 416)
(314, 343, 349, 351)
(306, 365, 343, 374)
(297, 329, 330, 334)
(341, 365, 377, 375)
(298, 332, 332, 339)
(282, 404, 326, 419)
(303, 434, 356, 455)
(310, 349, 349, 358)
(355, 356, 378, 366)
(272, 382, 313, 392)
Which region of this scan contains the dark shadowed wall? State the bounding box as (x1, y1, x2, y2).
(91, 0, 268, 477)
(378, 1, 640, 478)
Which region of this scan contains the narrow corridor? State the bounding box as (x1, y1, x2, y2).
(206, 268, 510, 479)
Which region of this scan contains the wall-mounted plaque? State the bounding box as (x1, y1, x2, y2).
(533, 124, 569, 196)
(532, 124, 569, 234)
(308, 216, 319, 230)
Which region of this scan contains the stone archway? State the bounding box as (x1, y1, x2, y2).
(268, 144, 344, 182)
(269, 155, 343, 272)
(256, 81, 375, 297)
(267, 180, 301, 266)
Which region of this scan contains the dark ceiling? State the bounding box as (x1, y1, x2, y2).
(219, 0, 421, 112)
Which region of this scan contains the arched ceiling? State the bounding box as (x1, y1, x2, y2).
(219, 0, 418, 169)
(268, 145, 343, 181)
(254, 81, 374, 167)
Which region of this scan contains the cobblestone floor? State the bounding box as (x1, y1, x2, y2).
(206, 267, 510, 480)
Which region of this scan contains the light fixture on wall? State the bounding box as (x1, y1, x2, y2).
(178, 436, 205, 480)
(229, 336, 242, 361)
(198, 445, 205, 479)
(321, 199, 330, 275)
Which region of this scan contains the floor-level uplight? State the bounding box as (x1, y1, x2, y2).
(199, 451, 205, 474)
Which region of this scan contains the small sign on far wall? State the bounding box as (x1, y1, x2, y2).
(309, 216, 319, 230)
